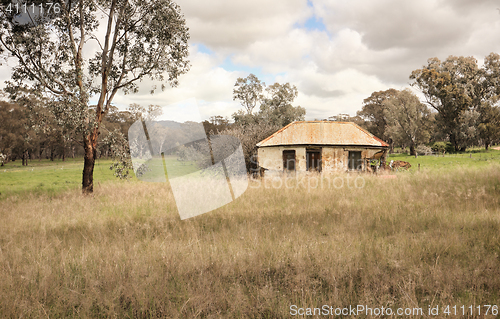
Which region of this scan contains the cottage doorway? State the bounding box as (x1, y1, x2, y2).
(282, 150, 296, 171)
(306, 148, 321, 172)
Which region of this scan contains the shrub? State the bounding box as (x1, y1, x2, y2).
(416, 145, 432, 155)
(432, 141, 454, 154)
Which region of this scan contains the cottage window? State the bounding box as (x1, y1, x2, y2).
(306, 148, 321, 172)
(282, 150, 296, 171)
(348, 151, 362, 171)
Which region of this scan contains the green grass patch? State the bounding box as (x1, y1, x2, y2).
(130, 155, 202, 182)
(0, 155, 204, 199)
(164, 155, 200, 178)
(0, 157, 124, 198)
(2, 149, 500, 200)
(388, 148, 500, 171)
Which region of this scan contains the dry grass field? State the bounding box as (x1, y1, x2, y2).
(0, 164, 500, 318)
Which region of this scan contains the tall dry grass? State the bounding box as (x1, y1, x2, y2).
(0, 165, 499, 318)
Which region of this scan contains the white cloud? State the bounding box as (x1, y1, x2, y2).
(110, 45, 242, 120)
(311, 0, 500, 83)
(287, 67, 398, 119)
(177, 0, 312, 49)
(231, 28, 313, 73)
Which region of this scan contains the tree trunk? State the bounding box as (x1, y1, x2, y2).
(82, 122, 101, 194)
(450, 135, 460, 152)
(388, 138, 394, 154)
(409, 143, 416, 156)
(82, 135, 97, 194)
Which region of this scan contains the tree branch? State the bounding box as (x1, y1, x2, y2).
(2, 35, 67, 95)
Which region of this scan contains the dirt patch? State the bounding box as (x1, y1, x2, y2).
(492, 146, 500, 150)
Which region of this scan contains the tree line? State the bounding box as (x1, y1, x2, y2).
(3, 54, 500, 172)
(0, 100, 144, 166)
(353, 54, 500, 155)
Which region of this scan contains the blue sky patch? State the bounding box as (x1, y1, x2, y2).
(299, 16, 327, 32)
(192, 42, 285, 84)
(194, 43, 213, 55)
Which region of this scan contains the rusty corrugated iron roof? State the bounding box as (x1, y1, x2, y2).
(256, 121, 389, 148)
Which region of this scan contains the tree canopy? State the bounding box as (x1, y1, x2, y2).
(410, 54, 500, 151)
(232, 75, 305, 127)
(232, 74, 264, 115)
(383, 89, 431, 155)
(229, 74, 305, 172)
(357, 88, 399, 145)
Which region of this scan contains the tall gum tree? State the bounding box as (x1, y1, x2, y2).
(410, 54, 500, 151)
(0, 0, 190, 194)
(383, 89, 431, 156)
(232, 73, 264, 115)
(357, 88, 399, 152)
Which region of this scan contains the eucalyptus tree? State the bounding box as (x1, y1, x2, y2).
(357, 88, 399, 142)
(232, 75, 305, 128)
(0, 101, 28, 163)
(230, 76, 305, 171)
(383, 89, 431, 156)
(410, 54, 500, 151)
(259, 82, 305, 127)
(0, 0, 190, 193)
(478, 104, 500, 149)
(233, 73, 264, 115)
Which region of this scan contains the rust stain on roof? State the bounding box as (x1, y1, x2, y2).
(256, 121, 389, 148)
(256, 121, 295, 146)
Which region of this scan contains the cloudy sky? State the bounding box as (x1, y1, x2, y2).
(3, 0, 500, 122)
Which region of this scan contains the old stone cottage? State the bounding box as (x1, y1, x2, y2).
(256, 121, 389, 174)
